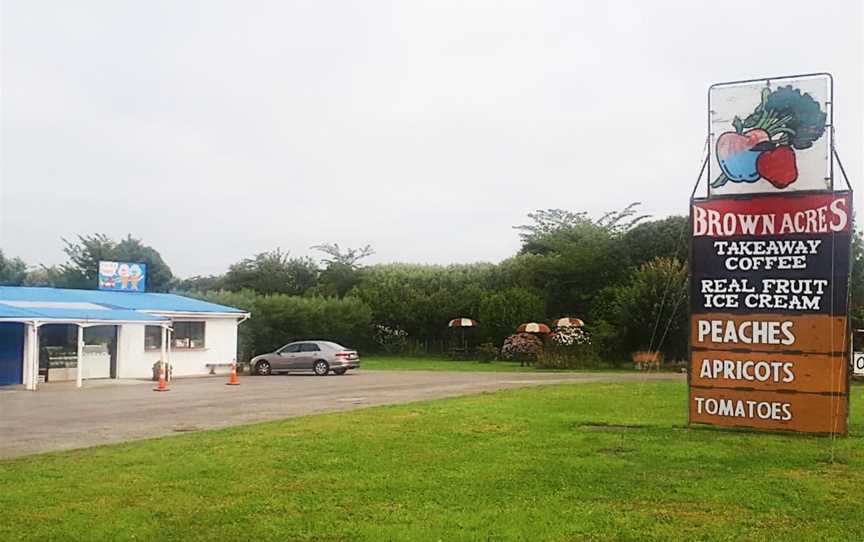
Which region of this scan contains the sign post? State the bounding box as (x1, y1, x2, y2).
(689, 74, 851, 435)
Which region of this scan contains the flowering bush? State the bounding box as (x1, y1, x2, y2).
(374, 324, 408, 353)
(538, 326, 598, 369)
(501, 333, 543, 363)
(551, 326, 591, 347)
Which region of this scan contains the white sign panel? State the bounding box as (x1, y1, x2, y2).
(853, 352, 864, 376)
(709, 74, 831, 196)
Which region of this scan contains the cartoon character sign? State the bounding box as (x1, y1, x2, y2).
(709, 74, 831, 195)
(129, 264, 143, 290)
(98, 260, 147, 292)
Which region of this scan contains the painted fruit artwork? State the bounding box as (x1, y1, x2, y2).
(716, 128, 769, 182)
(712, 85, 826, 190)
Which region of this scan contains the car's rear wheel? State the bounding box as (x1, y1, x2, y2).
(333, 368, 347, 375)
(313, 360, 330, 376)
(255, 360, 272, 376)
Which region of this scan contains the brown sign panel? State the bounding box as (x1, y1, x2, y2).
(690, 351, 847, 394)
(689, 187, 851, 435)
(689, 388, 847, 434)
(690, 314, 848, 355)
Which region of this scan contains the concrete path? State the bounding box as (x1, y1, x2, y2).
(0, 370, 682, 459)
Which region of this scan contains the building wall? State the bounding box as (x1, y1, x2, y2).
(118, 318, 240, 379)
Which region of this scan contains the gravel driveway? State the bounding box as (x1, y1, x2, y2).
(0, 370, 682, 458)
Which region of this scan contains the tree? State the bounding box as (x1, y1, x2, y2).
(515, 203, 648, 255)
(312, 243, 375, 298)
(221, 249, 318, 295)
(172, 275, 224, 293)
(350, 263, 492, 351)
(478, 287, 546, 345)
(58, 234, 174, 291)
(196, 290, 373, 361)
(511, 204, 650, 319)
(0, 250, 28, 285)
(311, 243, 375, 267)
(112, 236, 174, 292)
(22, 265, 66, 287)
(594, 257, 689, 363)
(848, 231, 864, 330)
(621, 216, 689, 268)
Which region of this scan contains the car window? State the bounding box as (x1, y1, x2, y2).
(321, 342, 345, 350)
(300, 343, 320, 352)
(282, 343, 301, 353)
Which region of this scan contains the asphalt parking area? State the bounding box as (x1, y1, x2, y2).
(0, 370, 682, 458)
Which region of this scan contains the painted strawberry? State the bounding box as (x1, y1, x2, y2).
(716, 127, 769, 182)
(756, 145, 798, 188)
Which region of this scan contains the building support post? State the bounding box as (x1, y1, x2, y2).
(161, 326, 168, 381)
(166, 326, 173, 381)
(115, 325, 122, 378)
(25, 322, 39, 391)
(76, 325, 84, 389)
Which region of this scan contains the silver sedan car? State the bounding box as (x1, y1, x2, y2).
(250, 341, 360, 376)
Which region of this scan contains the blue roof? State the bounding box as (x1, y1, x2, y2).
(0, 287, 246, 322)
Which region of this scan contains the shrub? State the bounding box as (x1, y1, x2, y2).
(632, 350, 662, 371)
(551, 326, 591, 347)
(374, 324, 408, 354)
(501, 333, 543, 363)
(478, 288, 546, 345)
(536, 347, 601, 369)
(192, 290, 374, 361)
(474, 342, 499, 363)
(536, 326, 600, 369)
(592, 257, 688, 364)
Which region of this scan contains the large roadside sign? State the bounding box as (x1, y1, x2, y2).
(690, 74, 851, 435)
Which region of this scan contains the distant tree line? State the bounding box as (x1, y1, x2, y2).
(4, 204, 863, 364)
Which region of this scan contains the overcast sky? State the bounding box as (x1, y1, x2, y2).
(1, 0, 861, 278)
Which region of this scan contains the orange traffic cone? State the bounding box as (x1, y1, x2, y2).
(226, 361, 240, 386)
(154, 365, 170, 392)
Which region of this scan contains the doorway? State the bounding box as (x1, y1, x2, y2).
(83, 326, 118, 379)
(0, 323, 25, 386)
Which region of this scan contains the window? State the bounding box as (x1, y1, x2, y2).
(145, 326, 162, 351)
(299, 343, 320, 352)
(280, 343, 301, 354)
(173, 322, 205, 349)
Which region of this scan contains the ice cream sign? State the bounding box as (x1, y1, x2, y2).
(98, 261, 147, 292)
(709, 74, 832, 196)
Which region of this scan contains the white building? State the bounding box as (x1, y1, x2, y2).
(0, 286, 249, 389)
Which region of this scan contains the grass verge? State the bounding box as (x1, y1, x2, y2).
(360, 355, 629, 372)
(1, 381, 863, 541)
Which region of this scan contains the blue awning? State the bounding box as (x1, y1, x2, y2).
(0, 286, 245, 314)
(0, 302, 168, 323)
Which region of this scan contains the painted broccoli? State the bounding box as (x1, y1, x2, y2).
(742, 86, 827, 149)
(713, 85, 828, 189)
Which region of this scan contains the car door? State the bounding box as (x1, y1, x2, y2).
(274, 343, 301, 370)
(297, 343, 321, 370)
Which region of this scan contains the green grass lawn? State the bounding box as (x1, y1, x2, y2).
(360, 355, 629, 372)
(2, 381, 863, 541)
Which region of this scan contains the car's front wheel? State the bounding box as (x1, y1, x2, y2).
(255, 360, 272, 376)
(313, 360, 330, 376)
